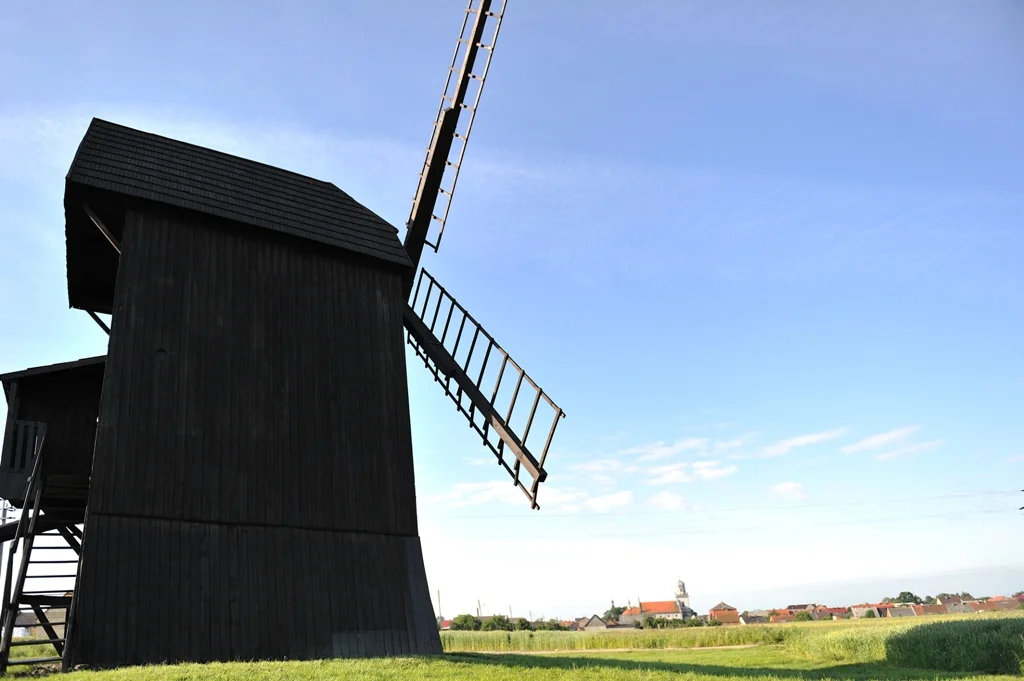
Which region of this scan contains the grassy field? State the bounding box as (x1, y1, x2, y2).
(5, 612, 1022, 679)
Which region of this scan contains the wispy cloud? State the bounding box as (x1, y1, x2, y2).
(461, 455, 490, 467)
(570, 459, 624, 473)
(622, 438, 708, 462)
(713, 434, 756, 454)
(875, 440, 943, 462)
(693, 460, 738, 481)
(1006, 454, 1024, 463)
(648, 463, 692, 484)
(585, 491, 633, 512)
(842, 426, 919, 454)
(647, 460, 737, 485)
(759, 428, 848, 458)
(647, 491, 694, 511)
(771, 481, 807, 501)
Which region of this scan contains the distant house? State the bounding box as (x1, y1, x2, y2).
(709, 602, 740, 625)
(619, 607, 643, 626)
(439, 619, 452, 631)
(739, 614, 767, 625)
(968, 599, 1017, 613)
(946, 603, 974, 615)
(887, 606, 916, 618)
(746, 609, 772, 618)
(912, 604, 948, 616)
(639, 600, 693, 620)
(936, 596, 963, 607)
(786, 604, 816, 612)
(579, 615, 607, 631)
(851, 603, 894, 618)
(770, 613, 794, 623)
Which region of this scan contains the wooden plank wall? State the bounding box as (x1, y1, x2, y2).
(71, 516, 439, 666)
(89, 207, 418, 535)
(69, 207, 441, 666)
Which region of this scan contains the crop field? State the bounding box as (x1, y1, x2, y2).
(6, 612, 1023, 679)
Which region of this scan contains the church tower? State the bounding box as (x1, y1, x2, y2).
(675, 577, 692, 610)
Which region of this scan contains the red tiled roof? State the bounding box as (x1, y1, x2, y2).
(912, 604, 948, 616)
(825, 607, 848, 615)
(640, 601, 680, 615)
(621, 607, 641, 617)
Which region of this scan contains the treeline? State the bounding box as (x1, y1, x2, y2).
(444, 614, 570, 632)
(635, 615, 722, 629)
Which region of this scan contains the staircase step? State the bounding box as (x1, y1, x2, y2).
(10, 638, 64, 646)
(6, 656, 62, 666)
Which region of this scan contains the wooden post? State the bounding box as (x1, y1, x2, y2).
(1, 381, 18, 471)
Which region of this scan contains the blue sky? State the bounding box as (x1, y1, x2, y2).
(1, 0, 1022, 619)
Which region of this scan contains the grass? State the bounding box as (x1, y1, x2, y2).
(3, 613, 1022, 679)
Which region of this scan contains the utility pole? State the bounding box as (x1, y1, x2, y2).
(508, 605, 512, 618)
(437, 590, 442, 620)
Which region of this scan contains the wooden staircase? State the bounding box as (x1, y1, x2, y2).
(0, 423, 87, 673)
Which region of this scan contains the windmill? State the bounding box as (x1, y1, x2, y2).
(0, 0, 564, 671)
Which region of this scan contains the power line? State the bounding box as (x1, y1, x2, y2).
(423, 506, 1016, 541)
(424, 488, 1020, 520)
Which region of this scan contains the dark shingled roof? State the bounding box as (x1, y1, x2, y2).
(66, 118, 412, 269)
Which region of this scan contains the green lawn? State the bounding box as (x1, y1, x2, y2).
(26, 646, 1018, 681)
(5, 613, 1022, 679)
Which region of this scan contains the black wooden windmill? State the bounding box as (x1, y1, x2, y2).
(0, 0, 564, 671)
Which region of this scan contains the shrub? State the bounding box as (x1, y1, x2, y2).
(450, 613, 480, 631)
(794, 612, 813, 622)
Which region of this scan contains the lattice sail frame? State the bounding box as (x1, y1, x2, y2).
(406, 0, 507, 253)
(405, 270, 563, 509)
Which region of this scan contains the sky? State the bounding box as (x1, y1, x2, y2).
(1, 0, 1022, 621)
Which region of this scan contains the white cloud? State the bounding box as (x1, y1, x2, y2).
(569, 458, 623, 473)
(771, 482, 807, 501)
(875, 440, 943, 462)
(713, 435, 754, 454)
(1006, 454, 1024, 463)
(647, 460, 736, 484)
(842, 426, 920, 454)
(584, 491, 633, 512)
(648, 463, 693, 484)
(692, 460, 738, 481)
(761, 428, 848, 457)
(622, 438, 708, 462)
(461, 455, 490, 467)
(648, 491, 693, 510)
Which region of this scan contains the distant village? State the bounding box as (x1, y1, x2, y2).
(439, 580, 1024, 631)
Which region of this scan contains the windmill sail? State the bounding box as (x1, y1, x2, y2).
(403, 0, 506, 293)
(404, 270, 563, 509)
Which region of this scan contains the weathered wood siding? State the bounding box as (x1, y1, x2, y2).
(88, 207, 417, 535)
(72, 516, 438, 666)
(69, 206, 440, 666)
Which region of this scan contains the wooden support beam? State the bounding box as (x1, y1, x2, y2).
(0, 381, 17, 472)
(82, 204, 120, 255)
(403, 304, 546, 483)
(85, 310, 109, 335)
